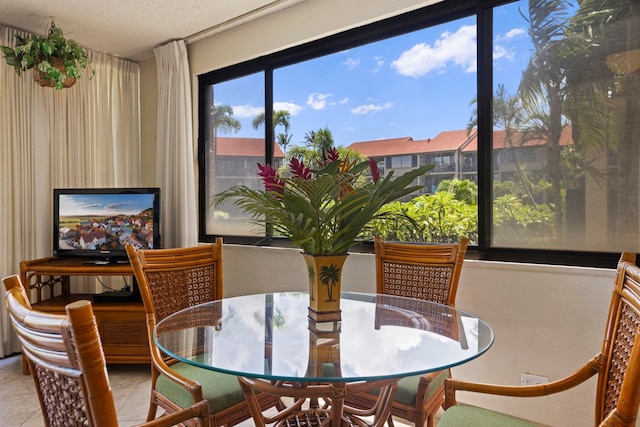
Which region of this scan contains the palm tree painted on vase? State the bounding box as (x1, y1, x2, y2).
(307, 264, 317, 302)
(302, 254, 348, 313)
(319, 262, 341, 302)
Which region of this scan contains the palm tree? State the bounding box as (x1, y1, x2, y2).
(316, 127, 334, 159)
(518, 0, 572, 232)
(304, 127, 335, 165)
(307, 264, 317, 302)
(467, 85, 538, 206)
(303, 130, 317, 149)
(276, 122, 293, 153)
(209, 104, 241, 195)
(212, 104, 241, 135)
(252, 109, 292, 152)
(319, 263, 341, 301)
(567, 0, 640, 245)
(493, 84, 540, 209)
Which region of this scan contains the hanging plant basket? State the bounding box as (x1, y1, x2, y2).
(33, 57, 76, 88)
(0, 20, 92, 90)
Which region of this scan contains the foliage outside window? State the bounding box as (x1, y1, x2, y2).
(199, 0, 640, 266)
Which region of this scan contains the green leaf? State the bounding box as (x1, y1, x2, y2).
(0, 46, 15, 56)
(42, 40, 55, 56)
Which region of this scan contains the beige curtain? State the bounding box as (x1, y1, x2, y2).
(0, 25, 141, 357)
(154, 40, 197, 248)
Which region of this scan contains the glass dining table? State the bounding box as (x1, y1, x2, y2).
(154, 292, 494, 426)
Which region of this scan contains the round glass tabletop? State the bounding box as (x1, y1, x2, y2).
(154, 292, 493, 383)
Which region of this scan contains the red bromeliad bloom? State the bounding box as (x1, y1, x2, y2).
(259, 152, 381, 202)
(369, 159, 380, 184)
(325, 147, 340, 164)
(290, 158, 312, 180)
(257, 163, 285, 195)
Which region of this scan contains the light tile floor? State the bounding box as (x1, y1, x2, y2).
(0, 353, 418, 426)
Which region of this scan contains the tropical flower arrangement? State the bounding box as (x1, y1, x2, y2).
(212, 147, 433, 256)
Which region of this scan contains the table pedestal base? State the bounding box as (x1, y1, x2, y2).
(238, 377, 398, 427)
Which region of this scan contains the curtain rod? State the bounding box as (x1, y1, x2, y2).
(185, 0, 306, 44)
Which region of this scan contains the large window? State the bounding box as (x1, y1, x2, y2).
(200, 72, 267, 237)
(199, 0, 640, 267)
(488, 0, 640, 256)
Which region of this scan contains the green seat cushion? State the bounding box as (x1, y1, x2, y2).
(365, 369, 449, 405)
(156, 362, 246, 414)
(437, 404, 539, 426)
(395, 369, 449, 405)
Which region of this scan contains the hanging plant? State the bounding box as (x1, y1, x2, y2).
(0, 21, 94, 89)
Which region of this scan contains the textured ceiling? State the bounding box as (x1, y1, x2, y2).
(0, 0, 305, 62)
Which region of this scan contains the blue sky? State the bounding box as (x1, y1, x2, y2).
(214, 1, 532, 150)
(59, 194, 154, 216)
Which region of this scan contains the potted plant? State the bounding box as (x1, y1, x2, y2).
(212, 147, 433, 316)
(0, 22, 93, 89)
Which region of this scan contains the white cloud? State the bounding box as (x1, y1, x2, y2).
(306, 93, 333, 110)
(492, 27, 524, 63)
(391, 24, 477, 78)
(339, 98, 349, 104)
(231, 104, 264, 118)
(497, 27, 526, 42)
(231, 102, 302, 119)
(343, 57, 360, 70)
(351, 102, 393, 115)
(493, 45, 514, 61)
(373, 55, 385, 72)
(274, 102, 303, 116)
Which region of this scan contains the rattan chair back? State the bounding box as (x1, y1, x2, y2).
(596, 253, 640, 424)
(126, 238, 282, 426)
(439, 252, 640, 426)
(345, 237, 469, 427)
(127, 240, 223, 324)
(375, 236, 469, 306)
(2, 274, 206, 427)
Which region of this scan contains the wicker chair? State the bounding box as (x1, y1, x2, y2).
(438, 252, 640, 427)
(3, 274, 208, 427)
(344, 236, 469, 427)
(126, 238, 282, 427)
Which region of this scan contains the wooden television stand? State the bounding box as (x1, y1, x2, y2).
(19, 256, 150, 375)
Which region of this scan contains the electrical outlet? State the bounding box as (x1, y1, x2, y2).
(521, 373, 549, 386)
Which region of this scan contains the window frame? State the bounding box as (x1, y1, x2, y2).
(197, 0, 623, 269)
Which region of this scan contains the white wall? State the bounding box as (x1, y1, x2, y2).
(453, 259, 613, 426)
(223, 244, 616, 426)
(138, 1, 621, 424)
(187, 0, 441, 76)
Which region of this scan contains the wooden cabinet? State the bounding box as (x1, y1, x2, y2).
(19, 257, 150, 374)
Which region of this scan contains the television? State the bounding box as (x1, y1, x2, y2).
(53, 187, 161, 263)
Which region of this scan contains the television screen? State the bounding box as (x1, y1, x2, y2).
(53, 187, 161, 261)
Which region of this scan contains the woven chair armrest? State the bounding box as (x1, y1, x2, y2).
(419, 370, 447, 386)
(444, 353, 605, 409)
(145, 314, 202, 393)
(415, 369, 449, 402)
(152, 345, 203, 395)
(136, 400, 209, 427)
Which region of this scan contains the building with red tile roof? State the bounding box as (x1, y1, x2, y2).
(213, 128, 574, 197)
(215, 137, 285, 158)
(213, 137, 286, 215)
(347, 127, 573, 194)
